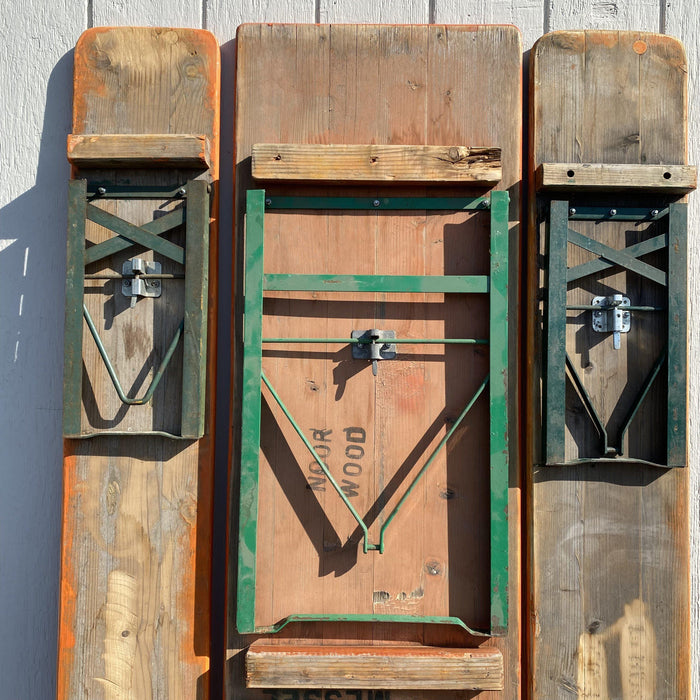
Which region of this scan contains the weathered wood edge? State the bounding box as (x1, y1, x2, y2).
(537, 162, 696, 193)
(67, 133, 211, 167)
(252, 143, 502, 183)
(246, 644, 504, 690)
(58, 25, 221, 700)
(526, 28, 692, 700)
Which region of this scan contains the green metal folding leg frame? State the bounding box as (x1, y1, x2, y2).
(545, 200, 687, 467)
(237, 189, 510, 636)
(63, 179, 209, 439)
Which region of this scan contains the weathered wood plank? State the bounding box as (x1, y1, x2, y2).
(246, 644, 504, 690)
(228, 22, 521, 700)
(527, 30, 690, 700)
(252, 144, 501, 183)
(67, 134, 210, 167)
(537, 162, 696, 193)
(663, 9, 700, 700)
(58, 27, 219, 700)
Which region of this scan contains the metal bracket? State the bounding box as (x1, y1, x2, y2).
(122, 258, 162, 306)
(591, 294, 630, 349)
(351, 329, 397, 375)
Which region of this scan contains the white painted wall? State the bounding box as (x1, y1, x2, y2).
(0, 1, 696, 697)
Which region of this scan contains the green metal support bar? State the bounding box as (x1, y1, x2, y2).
(265, 274, 489, 294)
(181, 179, 209, 438)
(63, 179, 209, 439)
(256, 613, 491, 637)
(63, 179, 88, 436)
(545, 200, 570, 464)
(83, 304, 183, 405)
(488, 189, 509, 634)
(237, 189, 511, 636)
(265, 196, 489, 211)
(84, 208, 185, 266)
(567, 233, 667, 284)
(261, 370, 374, 552)
(261, 338, 488, 345)
(378, 374, 490, 555)
(667, 203, 687, 465)
(544, 200, 686, 468)
(565, 353, 610, 456)
(237, 189, 266, 636)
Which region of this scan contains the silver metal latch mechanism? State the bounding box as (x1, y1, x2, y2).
(351, 329, 397, 376)
(591, 294, 630, 350)
(122, 258, 162, 307)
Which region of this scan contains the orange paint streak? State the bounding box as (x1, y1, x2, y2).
(56, 451, 78, 700)
(249, 643, 502, 658)
(63, 26, 222, 699)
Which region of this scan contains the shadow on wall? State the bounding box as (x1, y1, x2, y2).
(0, 49, 73, 698)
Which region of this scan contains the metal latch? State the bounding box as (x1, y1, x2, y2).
(122, 258, 162, 307)
(591, 294, 630, 349)
(351, 329, 397, 376)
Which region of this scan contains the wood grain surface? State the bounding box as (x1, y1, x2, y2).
(527, 30, 690, 699)
(246, 643, 504, 690)
(228, 23, 521, 700)
(251, 144, 501, 183)
(57, 27, 219, 700)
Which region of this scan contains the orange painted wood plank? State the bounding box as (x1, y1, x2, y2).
(228, 23, 521, 700)
(58, 27, 219, 700)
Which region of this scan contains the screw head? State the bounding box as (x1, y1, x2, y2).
(96, 186, 106, 195)
(265, 198, 272, 206)
(373, 199, 381, 207)
(651, 209, 659, 217)
(481, 199, 491, 209)
(152, 280, 160, 288)
(569, 207, 576, 216)
(178, 187, 186, 197)
(124, 279, 131, 286)
(609, 208, 617, 216)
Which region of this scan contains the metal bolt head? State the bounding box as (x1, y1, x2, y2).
(96, 186, 106, 195)
(178, 187, 186, 197)
(651, 209, 659, 217)
(373, 199, 381, 207)
(152, 280, 160, 288)
(594, 310, 602, 317)
(481, 199, 490, 209)
(569, 207, 576, 216)
(609, 208, 617, 216)
(124, 279, 131, 286)
(265, 198, 272, 206)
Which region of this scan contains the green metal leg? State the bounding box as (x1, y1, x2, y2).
(63, 179, 88, 436)
(237, 189, 266, 634)
(667, 202, 687, 466)
(182, 179, 210, 438)
(489, 190, 509, 635)
(545, 200, 569, 465)
(236, 189, 511, 636)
